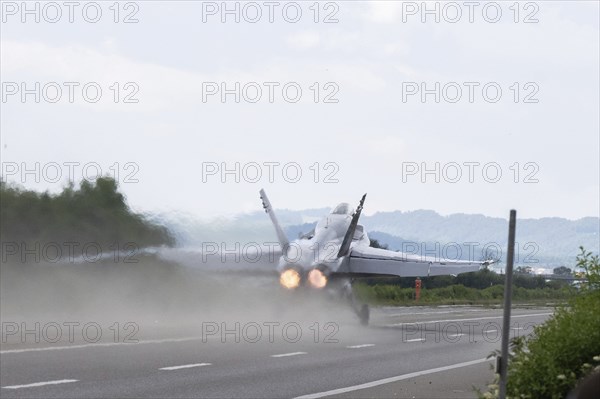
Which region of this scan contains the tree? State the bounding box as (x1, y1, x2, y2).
(0, 177, 174, 255)
(576, 246, 600, 289)
(515, 266, 533, 274)
(369, 238, 388, 250)
(553, 266, 572, 276)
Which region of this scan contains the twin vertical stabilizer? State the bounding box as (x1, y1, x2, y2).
(259, 189, 290, 249)
(337, 193, 367, 258)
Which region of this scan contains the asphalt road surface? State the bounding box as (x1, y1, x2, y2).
(1, 306, 553, 398)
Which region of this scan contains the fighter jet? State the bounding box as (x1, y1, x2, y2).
(259, 189, 494, 325)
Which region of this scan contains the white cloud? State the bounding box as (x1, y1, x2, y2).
(286, 31, 320, 49)
(365, 1, 403, 24)
(366, 136, 406, 156)
(0, 1, 597, 220)
(1, 39, 204, 112)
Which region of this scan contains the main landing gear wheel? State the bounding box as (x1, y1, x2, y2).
(358, 304, 370, 326)
(340, 279, 370, 326)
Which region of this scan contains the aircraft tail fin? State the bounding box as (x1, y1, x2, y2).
(259, 189, 289, 249)
(337, 193, 367, 258)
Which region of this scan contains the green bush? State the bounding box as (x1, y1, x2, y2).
(576, 246, 600, 289)
(480, 247, 600, 399)
(503, 289, 600, 398)
(484, 284, 505, 299)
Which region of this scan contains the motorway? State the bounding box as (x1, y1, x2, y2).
(1, 304, 553, 398)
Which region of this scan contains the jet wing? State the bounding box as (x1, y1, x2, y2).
(336, 245, 490, 278)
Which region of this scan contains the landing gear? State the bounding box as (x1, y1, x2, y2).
(341, 279, 370, 326)
(358, 304, 370, 326)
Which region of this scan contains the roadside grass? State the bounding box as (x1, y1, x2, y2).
(354, 283, 576, 307)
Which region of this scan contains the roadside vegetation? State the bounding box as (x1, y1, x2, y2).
(355, 281, 575, 306)
(0, 177, 174, 260)
(479, 247, 600, 398)
(356, 238, 582, 306)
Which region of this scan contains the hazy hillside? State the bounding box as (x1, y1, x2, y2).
(363, 211, 599, 267)
(160, 208, 598, 269)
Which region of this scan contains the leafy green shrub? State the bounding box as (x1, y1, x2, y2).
(483, 284, 505, 299)
(503, 290, 600, 398)
(480, 247, 600, 399)
(576, 246, 600, 289)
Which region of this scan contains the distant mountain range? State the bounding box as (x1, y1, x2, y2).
(154, 209, 599, 269)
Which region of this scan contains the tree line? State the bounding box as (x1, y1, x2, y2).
(1, 177, 174, 261)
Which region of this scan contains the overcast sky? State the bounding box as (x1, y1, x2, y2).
(1, 1, 598, 220)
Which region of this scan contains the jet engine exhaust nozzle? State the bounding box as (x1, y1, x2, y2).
(279, 269, 301, 289)
(307, 269, 328, 289)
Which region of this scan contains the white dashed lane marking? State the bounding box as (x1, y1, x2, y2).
(271, 352, 307, 358)
(159, 363, 211, 371)
(405, 338, 426, 342)
(2, 379, 78, 390)
(386, 313, 552, 327)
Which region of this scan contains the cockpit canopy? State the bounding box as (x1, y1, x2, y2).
(331, 202, 354, 215)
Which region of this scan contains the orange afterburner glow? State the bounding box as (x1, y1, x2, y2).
(279, 269, 301, 289)
(308, 269, 328, 289)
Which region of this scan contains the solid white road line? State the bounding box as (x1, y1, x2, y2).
(0, 336, 201, 354)
(447, 333, 465, 337)
(386, 312, 552, 327)
(271, 352, 307, 358)
(484, 329, 498, 333)
(405, 338, 425, 342)
(159, 363, 211, 371)
(346, 344, 375, 349)
(294, 358, 492, 399)
(2, 379, 78, 390)
(387, 309, 484, 317)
